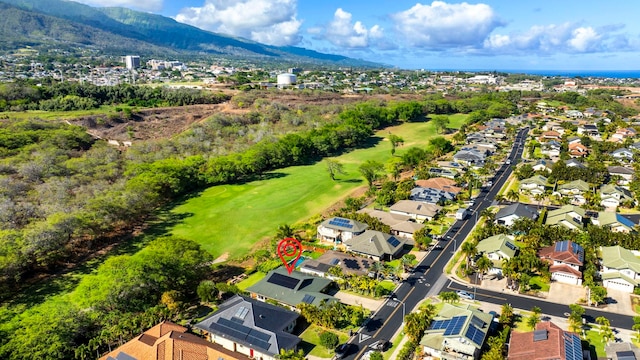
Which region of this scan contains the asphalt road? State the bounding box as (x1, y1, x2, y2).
(342, 128, 531, 360)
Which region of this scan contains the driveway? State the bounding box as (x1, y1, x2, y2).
(546, 282, 586, 305)
(599, 288, 636, 316)
(335, 291, 384, 311)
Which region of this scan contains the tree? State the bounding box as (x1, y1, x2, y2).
(278, 349, 306, 360)
(432, 115, 450, 134)
(413, 226, 432, 250)
(475, 255, 492, 280)
(596, 316, 614, 344)
(196, 280, 218, 303)
(526, 306, 541, 329)
(568, 304, 585, 333)
(404, 311, 431, 342)
(325, 159, 346, 181)
(359, 160, 384, 188)
(369, 351, 383, 360)
(461, 241, 478, 266)
(388, 134, 404, 155)
(506, 189, 520, 202)
(499, 303, 514, 326)
(589, 285, 607, 307)
(319, 331, 339, 350)
(438, 291, 460, 303)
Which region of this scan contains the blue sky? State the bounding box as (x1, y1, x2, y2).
(73, 0, 640, 70)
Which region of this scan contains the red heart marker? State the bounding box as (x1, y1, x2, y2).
(278, 238, 303, 274)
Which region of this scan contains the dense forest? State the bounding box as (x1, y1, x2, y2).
(0, 84, 633, 359)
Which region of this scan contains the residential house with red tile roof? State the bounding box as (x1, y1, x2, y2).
(539, 240, 584, 285)
(100, 321, 242, 360)
(568, 142, 589, 158)
(414, 177, 462, 195)
(508, 321, 583, 360)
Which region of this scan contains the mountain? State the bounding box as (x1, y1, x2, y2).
(0, 0, 377, 66)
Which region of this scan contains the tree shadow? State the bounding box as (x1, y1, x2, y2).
(338, 178, 364, 184)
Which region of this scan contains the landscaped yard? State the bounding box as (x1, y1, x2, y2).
(236, 272, 266, 290)
(299, 324, 350, 358)
(584, 328, 607, 358)
(528, 276, 550, 292)
(167, 118, 467, 258)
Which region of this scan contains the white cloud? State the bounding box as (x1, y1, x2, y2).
(391, 1, 502, 48)
(73, 0, 163, 12)
(317, 8, 385, 49)
(484, 23, 626, 54)
(175, 0, 302, 46)
(569, 27, 600, 52)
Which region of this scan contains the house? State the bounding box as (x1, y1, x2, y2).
(507, 321, 582, 360)
(453, 149, 486, 167)
(565, 159, 586, 168)
(415, 177, 462, 195)
(545, 205, 588, 231)
(599, 246, 640, 293)
(554, 180, 590, 205)
(532, 159, 553, 173)
(466, 133, 486, 144)
(410, 187, 456, 205)
(611, 148, 634, 161)
(519, 175, 548, 195)
(345, 230, 405, 261)
(538, 240, 584, 285)
(316, 217, 368, 244)
(577, 124, 600, 140)
(567, 136, 582, 145)
(584, 107, 603, 118)
(565, 110, 584, 119)
(610, 128, 637, 143)
(592, 212, 636, 233)
(194, 295, 300, 360)
(568, 142, 589, 158)
(429, 167, 459, 179)
(540, 130, 562, 141)
(604, 343, 640, 360)
(357, 208, 423, 239)
(300, 250, 372, 278)
(540, 141, 561, 157)
(420, 303, 494, 360)
(608, 166, 635, 185)
(630, 141, 640, 151)
(494, 203, 539, 227)
(100, 321, 242, 360)
(390, 199, 442, 222)
(247, 268, 336, 308)
(600, 184, 635, 209)
(476, 234, 518, 275)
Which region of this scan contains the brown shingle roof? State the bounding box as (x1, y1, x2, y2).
(414, 177, 462, 194)
(508, 321, 579, 360)
(99, 321, 242, 360)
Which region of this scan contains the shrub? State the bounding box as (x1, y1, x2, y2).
(319, 331, 339, 350)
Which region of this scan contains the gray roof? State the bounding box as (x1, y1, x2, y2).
(390, 199, 442, 217)
(247, 268, 335, 307)
(410, 187, 456, 204)
(608, 166, 635, 175)
(495, 203, 539, 221)
(346, 230, 405, 258)
(320, 217, 369, 232)
(194, 295, 300, 356)
(454, 149, 486, 162)
(301, 250, 372, 276)
(565, 159, 586, 168)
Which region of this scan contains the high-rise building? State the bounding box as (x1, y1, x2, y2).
(124, 55, 140, 69)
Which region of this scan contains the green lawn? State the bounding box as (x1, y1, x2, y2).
(528, 276, 550, 292)
(0, 105, 123, 120)
(299, 325, 350, 358)
(236, 272, 266, 290)
(168, 118, 467, 258)
(585, 328, 607, 358)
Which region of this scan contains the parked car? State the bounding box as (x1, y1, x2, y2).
(456, 290, 474, 300)
(334, 343, 352, 359)
(368, 339, 390, 351)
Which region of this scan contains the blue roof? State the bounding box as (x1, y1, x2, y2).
(616, 214, 637, 229)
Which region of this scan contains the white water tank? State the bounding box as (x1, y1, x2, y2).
(277, 73, 297, 86)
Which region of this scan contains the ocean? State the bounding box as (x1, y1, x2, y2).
(502, 70, 640, 79)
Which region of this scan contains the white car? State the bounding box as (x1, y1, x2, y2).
(457, 290, 474, 300)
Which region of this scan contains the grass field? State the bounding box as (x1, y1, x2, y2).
(299, 325, 350, 358)
(0, 105, 123, 120)
(168, 116, 467, 258)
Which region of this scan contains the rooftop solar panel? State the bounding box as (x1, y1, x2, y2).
(301, 294, 316, 304)
(343, 259, 360, 270)
(329, 258, 340, 266)
(470, 316, 485, 329)
(533, 329, 548, 342)
(248, 329, 271, 342)
(444, 316, 467, 336)
(430, 320, 448, 330)
(505, 242, 517, 251)
(387, 237, 401, 247)
(234, 306, 249, 320)
(464, 324, 485, 346)
(267, 273, 299, 289)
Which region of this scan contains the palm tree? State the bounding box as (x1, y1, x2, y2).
(461, 241, 478, 267)
(494, 194, 506, 204)
(596, 316, 614, 344)
(499, 303, 514, 326)
(370, 261, 384, 280)
(506, 189, 520, 203)
(475, 255, 492, 280)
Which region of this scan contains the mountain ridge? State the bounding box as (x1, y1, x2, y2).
(0, 0, 378, 66)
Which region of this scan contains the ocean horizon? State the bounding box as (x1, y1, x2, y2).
(430, 69, 640, 79)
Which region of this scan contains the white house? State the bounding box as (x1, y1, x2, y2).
(600, 246, 640, 293)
